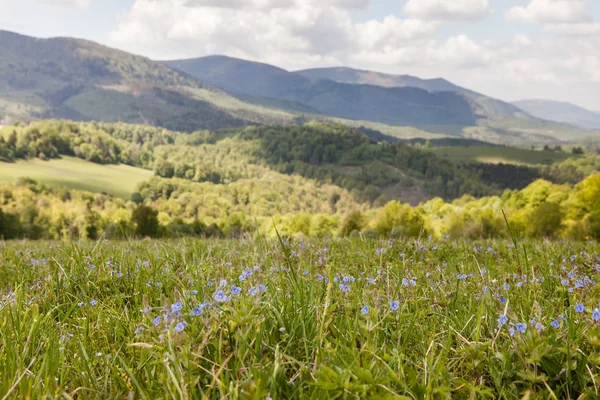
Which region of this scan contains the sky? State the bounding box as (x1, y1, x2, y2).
(1, 0, 600, 111)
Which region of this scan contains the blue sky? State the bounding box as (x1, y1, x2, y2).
(1, 0, 600, 110)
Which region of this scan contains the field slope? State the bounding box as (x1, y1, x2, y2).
(0, 157, 152, 198)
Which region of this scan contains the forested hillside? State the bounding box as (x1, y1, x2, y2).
(1, 120, 570, 205)
(1, 120, 599, 240)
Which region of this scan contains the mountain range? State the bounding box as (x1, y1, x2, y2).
(512, 99, 600, 130)
(0, 29, 595, 145)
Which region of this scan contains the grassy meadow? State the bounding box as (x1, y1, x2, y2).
(0, 157, 152, 199)
(1, 237, 599, 399)
(428, 146, 572, 166)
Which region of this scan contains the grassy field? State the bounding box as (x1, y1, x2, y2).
(0, 157, 152, 198)
(428, 146, 573, 165)
(0, 238, 599, 399)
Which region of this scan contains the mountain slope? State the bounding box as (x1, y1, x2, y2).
(296, 66, 527, 117)
(165, 56, 478, 130)
(512, 99, 600, 130)
(0, 30, 297, 131)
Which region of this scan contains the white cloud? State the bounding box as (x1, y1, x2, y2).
(110, 0, 435, 64)
(39, 0, 90, 7)
(506, 0, 590, 24)
(183, 0, 370, 10)
(544, 22, 600, 36)
(106, 0, 600, 110)
(513, 34, 532, 46)
(403, 0, 490, 21)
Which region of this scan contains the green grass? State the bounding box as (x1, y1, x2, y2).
(428, 146, 573, 165)
(0, 238, 599, 399)
(0, 156, 152, 198)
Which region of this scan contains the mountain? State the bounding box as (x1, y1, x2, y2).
(165, 56, 478, 130)
(296, 67, 527, 117)
(512, 99, 600, 130)
(0, 30, 593, 145)
(0, 30, 299, 131)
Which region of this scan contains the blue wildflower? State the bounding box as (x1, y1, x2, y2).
(339, 284, 350, 293)
(575, 303, 586, 313)
(220, 279, 227, 287)
(561, 279, 569, 286)
(535, 322, 544, 331)
(498, 315, 508, 328)
(190, 307, 203, 316)
(152, 316, 161, 326)
(174, 322, 186, 333)
(550, 320, 560, 329)
(503, 283, 510, 291)
(509, 327, 516, 336)
(500, 297, 507, 303)
(402, 278, 409, 287)
(361, 306, 369, 315)
(171, 302, 182, 313)
(90, 300, 97, 306)
(213, 290, 227, 302)
(134, 326, 144, 335)
(516, 323, 527, 333)
(231, 286, 242, 295)
(592, 309, 600, 322)
(390, 301, 400, 311)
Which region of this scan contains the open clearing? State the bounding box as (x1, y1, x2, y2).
(428, 146, 573, 165)
(0, 156, 152, 198)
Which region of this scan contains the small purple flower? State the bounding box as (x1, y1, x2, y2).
(361, 306, 369, 315)
(171, 302, 182, 313)
(213, 290, 227, 302)
(516, 323, 527, 333)
(503, 283, 510, 291)
(174, 322, 186, 333)
(509, 327, 516, 336)
(190, 307, 203, 316)
(535, 322, 544, 332)
(550, 320, 560, 329)
(575, 303, 585, 313)
(390, 301, 400, 311)
(152, 316, 161, 326)
(134, 326, 144, 335)
(90, 300, 97, 306)
(231, 286, 242, 295)
(592, 309, 600, 322)
(339, 284, 350, 293)
(497, 315, 508, 328)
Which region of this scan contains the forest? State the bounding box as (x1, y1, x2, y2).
(1, 120, 600, 241)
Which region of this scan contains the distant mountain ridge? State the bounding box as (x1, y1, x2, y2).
(0, 30, 594, 145)
(165, 55, 479, 129)
(512, 99, 600, 130)
(296, 66, 528, 118)
(0, 30, 280, 131)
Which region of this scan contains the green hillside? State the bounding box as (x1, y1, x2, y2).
(0, 30, 302, 131)
(0, 156, 152, 198)
(429, 146, 573, 166)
